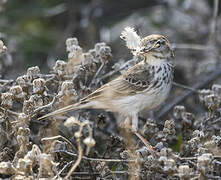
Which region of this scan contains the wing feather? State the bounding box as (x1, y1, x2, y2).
(80, 62, 155, 103)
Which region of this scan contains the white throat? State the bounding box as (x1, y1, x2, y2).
(143, 53, 168, 66)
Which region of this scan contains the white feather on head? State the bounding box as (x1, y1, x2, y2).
(120, 27, 141, 56)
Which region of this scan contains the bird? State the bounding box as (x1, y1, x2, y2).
(38, 34, 174, 132)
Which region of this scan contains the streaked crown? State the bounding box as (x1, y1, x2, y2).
(139, 34, 174, 59)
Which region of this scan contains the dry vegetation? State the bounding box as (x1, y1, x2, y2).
(1, 0, 221, 179)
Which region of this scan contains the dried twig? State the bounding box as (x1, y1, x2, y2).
(32, 97, 56, 117)
(89, 61, 105, 88)
(100, 58, 138, 81)
(172, 82, 199, 93)
(0, 107, 20, 116)
(0, 79, 14, 84)
(65, 126, 83, 179)
(41, 135, 76, 152)
(70, 171, 128, 175)
(173, 44, 211, 51)
(53, 150, 135, 162)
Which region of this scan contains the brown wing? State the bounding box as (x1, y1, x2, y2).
(80, 62, 154, 104)
(110, 62, 155, 95)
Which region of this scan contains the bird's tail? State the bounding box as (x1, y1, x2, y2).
(38, 101, 90, 120)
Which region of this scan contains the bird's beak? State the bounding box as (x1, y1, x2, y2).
(139, 46, 153, 54)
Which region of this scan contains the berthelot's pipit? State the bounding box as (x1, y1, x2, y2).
(39, 34, 174, 132)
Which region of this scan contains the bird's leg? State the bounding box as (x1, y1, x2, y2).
(131, 113, 138, 132)
(119, 116, 132, 131)
(133, 131, 159, 157)
(131, 114, 159, 157)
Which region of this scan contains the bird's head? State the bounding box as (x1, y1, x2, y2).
(138, 34, 174, 60)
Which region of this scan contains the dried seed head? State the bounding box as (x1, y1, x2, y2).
(82, 52, 94, 66)
(120, 150, 130, 159)
(16, 158, 32, 175)
(204, 140, 216, 151)
(197, 153, 213, 175)
(29, 94, 44, 108)
(95, 42, 106, 52)
(155, 142, 164, 151)
(95, 162, 106, 172)
(163, 158, 176, 174)
(164, 120, 175, 130)
(83, 137, 96, 147)
(198, 89, 213, 103)
(64, 116, 78, 127)
(27, 66, 40, 79)
(173, 105, 186, 119)
(68, 46, 83, 59)
(38, 153, 58, 177)
(22, 99, 35, 115)
(197, 147, 209, 155)
(204, 94, 220, 112)
(142, 118, 159, 137)
(0, 162, 15, 175)
(66, 37, 83, 59)
(136, 146, 150, 157)
(74, 131, 82, 138)
(18, 113, 30, 125)
(32, 78, 46, 94)
(17, 127, 30, 155)
(181, 112, 194, 127)
(53, 60, 67, 76)
(0, 110, 4, 122)
(66, 37, 78, 52)
(212, 84, 221, 97)
(88, 49, 96, 58)
(17, 127, 30, 136)
(94, 42, 112, 62)
(178, 165, 190, 179)
(59, 80, 76, 97)
(160, 147, 172, 157)
(1, 92, 13, 109)
(187, 137, 199, 153)
(163, 120, 176, 137)
(100, 46, 112, 60)
(0, 40, 7, 54)
(212, 135, 221, 147)
(16, 75, 30, 89)
(192, 130, 204, 138)
(10, 85, 25, 100)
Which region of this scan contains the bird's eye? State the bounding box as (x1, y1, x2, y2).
(155, 41, 161, 48)
(161, 40, 165, 45)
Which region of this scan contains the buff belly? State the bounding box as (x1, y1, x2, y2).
(112, 83, 172, 116)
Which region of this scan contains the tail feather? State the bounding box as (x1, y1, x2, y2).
(38, 102, 88, 120)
